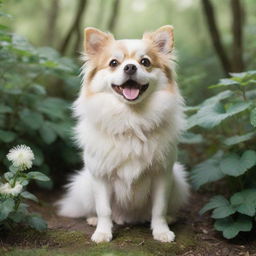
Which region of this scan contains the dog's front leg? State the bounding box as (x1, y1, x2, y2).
(91, 176, 113, 243)
(151, 172, 175, 243)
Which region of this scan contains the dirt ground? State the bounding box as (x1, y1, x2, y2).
(0, 190, 255, 256)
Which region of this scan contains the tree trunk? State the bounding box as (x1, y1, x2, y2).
(45, 0, 60, 46)
(59, 0, 88, 55)
(201, 0, 232, 76)
(107, 0, 120, 32)
(230, 0, 244, 72)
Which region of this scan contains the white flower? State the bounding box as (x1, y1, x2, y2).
(0, 182, 23, 196)
(7, 145, 34, 170)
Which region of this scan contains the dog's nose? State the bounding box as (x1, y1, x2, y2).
(124, 64, 137, 75)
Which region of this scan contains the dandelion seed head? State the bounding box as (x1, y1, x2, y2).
(7, 145, 34, 170)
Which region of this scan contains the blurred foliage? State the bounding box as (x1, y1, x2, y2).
(185, 71, 256, 239)
(0, 11, 81, 189)
(2, 0, 256, 105)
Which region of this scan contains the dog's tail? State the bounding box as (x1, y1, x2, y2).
(168, 162, 190, 216)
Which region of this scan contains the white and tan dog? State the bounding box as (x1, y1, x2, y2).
(57, 26, 189, 243)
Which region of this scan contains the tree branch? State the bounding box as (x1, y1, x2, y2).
(201, 0, 232, 76)
(59, 0, 88, 55)
(230, 0, 244, 72)
(107, 0, 120, 32)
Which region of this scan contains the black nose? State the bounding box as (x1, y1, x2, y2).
(124, 64, 137, 75)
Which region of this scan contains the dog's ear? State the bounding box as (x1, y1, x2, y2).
(143, 25, 174, 54)
(84, 27, 114, 54)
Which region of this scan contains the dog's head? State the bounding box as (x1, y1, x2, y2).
(82, 26, 176, 104)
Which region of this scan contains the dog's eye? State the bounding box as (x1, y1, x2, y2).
(109, 59, 119, 67)
(140, 58, 151, 67)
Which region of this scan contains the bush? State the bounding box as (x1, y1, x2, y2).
(0, 145, 49, 231)
(186, 71, 256, 239)
(0, 13, 81, 188)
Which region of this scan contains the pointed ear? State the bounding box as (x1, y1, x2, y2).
(84, 27, 114, 54)
(143, 25, 174, 54)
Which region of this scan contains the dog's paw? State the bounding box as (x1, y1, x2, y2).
(87, 217, 98, 226)
(91, 231, 112, 243)
(153, 230, 175, 243)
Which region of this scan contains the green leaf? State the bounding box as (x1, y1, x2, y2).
(0, 104, 12, 114)
(36, 97, 69, 120)
(29, 84, 46, 95)
(0, 129, 16, 143)
(19, 109, 44, 130)
(209, 78, 239, 89)
(214, 215, 253, 239)
(39, 122, 57, 144)
(190, 152, 225, 189)
(21, 191, 38, 202)
(180, 131, 204, 144)
(220, 150, 256, 177)
(27, 171, 50, 182)
(223, 132, 256, 146)
(200, 195, 236, 219)
(230, 189, 256, 216)
(250, 108, 256, 127)
(4, 172, 14, 182)
(200, 195, 229, 214)
(26, 214, 47, 231)
(0, 198, 15, 221)
(196, 101, 252, 129)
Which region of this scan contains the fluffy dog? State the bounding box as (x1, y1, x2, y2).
(57, 25, 189, 243)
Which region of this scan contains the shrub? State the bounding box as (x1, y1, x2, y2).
(0, 145, 49, 231)
(187, 71, 256, 239)
(0, 12, 81, 188)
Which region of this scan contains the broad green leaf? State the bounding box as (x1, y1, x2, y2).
(190, 152, 225, 189)
(202, 90, 233, 106)
(200, 195, 236, 219)
(230, 189, 256, 216)
(36, 97, 69, 120)
(0, 129, 16, 143)
(223, 132, 256, 146)
(0, 104, 12, 114)
(9, 203, 28, 223)
(39, 122, 57, 144)
(19, 109, 44, 130)
(200, 195, 229, 214)
(196, 101, 252, 129)
(26, 214, 47, 231)
(0, 198, 15, 221)
(27, 171, 50, 182)
(209, 78, 239, 89)
(214, 215, 253, 239)
(30, 84, 46, 95)
(212, 203, 236, 219)
(21, 191, 38, 202)
(4, 172, 14, 182)
(180, 132, 203, 144)
(250, 108, 256, 127)
(220, 150, 256, 177)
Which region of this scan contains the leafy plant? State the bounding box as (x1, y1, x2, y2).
(0, 145, 49, 231)
(187, 71, 256, 239)
(0, 11, 81, 187)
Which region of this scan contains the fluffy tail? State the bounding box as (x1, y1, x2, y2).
(168, 162, 190, 216)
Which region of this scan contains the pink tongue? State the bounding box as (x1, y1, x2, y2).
(123, 87, 140, 100)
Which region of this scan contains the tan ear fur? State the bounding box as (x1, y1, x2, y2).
(143, 25, 174, 54)
(84, 27, 114, 54)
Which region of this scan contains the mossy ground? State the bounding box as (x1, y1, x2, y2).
(0, 222, 196, 256)
(1, 192, 255, 255)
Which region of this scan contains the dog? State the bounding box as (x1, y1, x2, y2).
(57, 25, 190, 243)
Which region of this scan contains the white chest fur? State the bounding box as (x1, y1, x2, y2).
(74, 90, 184, 187)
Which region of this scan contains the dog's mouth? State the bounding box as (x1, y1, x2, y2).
(111, 80, 149, 101)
